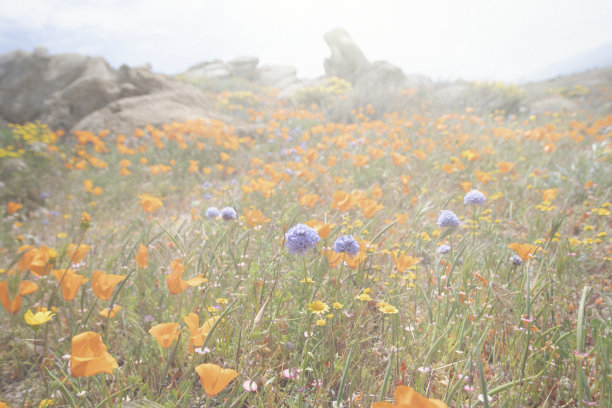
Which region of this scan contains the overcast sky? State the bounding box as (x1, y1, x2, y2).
(1, 0, 610, 81)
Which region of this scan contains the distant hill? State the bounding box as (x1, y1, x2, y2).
(522, 41, 612, 82)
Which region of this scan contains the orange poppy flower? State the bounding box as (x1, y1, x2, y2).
(344, 250, 367, 269)
(166, 259, 207, 295)
(139, 194, 163, 213)
(359, 199, 383, 219)
(352, 154, 370, 168)
(19, 246, 55, 276)
(392, 253, 419, 273)
(187, 160, 199, 173)
(149, 322, 181, 348)
(91, 271, 126, 301)
(391, 152, 408, 166)
(68, 244, 91, 264)
(372, 385, 447, 408)
(52, 269, 88, 301)
(541, 188, 558, 201)
(98, 305, 122, 318)
(135, 244, 148, 269)
(7, 201, 22, 215)
(460, 182, 473, 192)
(0, 280, 38, 314)
(195, 363, 238, 397)
(70, 331, 118, 377)
(183, 313, 219, 352)
(508, 243, 538, 261)
(475, 170, 492, 184)
(305, 220, 331, 239)
(83, 179, 93, 192)
(244, 207, 270, 228)
(299, 194, 319, 208)
(331, 191, 355, 212)
(325, 249, 343, 268)
(497, 161, 514, 174)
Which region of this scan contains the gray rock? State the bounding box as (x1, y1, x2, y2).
(323, 28, 370, 83)
(432, 84, 471, 107)
(183, 60, 231, 80)
(228, 56, 259, 80)
(0, 48, 199, 131)
(257, 65, 298, 89)
(71, 83, 217, 135)
(529, 97, 579, 113)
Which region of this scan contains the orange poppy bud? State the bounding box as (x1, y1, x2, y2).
(135, 244, 149, 269)
(70, 331, 117, 377)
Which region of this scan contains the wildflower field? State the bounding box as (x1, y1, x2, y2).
(0, 87, 611, 407)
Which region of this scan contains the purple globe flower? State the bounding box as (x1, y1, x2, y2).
(220, 207, 237, 221)
(510, 254, 522, 266)
(205, 207, 221, 219)
(437, 244, 450, 255)
(464, 190, 486, 205)
(437, 210, 460, 228)
(285, 224, 320, 256)
(333, 235, 360, 257)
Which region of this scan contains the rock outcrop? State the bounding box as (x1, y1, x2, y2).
(72, 84, 217, 135)
(323, 28, 371, 83)
(323, 28, 429, 91)
(0, 47, 217, 133)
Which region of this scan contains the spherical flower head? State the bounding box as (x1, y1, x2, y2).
(437, 244, 450, 255)
(333, 235, 360, 257)
(220, 207, 237, 221)
(205, 207, 221, 219)
(464, 190, 486, 205)
(510, 254, 523, 266)
(285, 223, 320, 256)
(437, 210, 460, 228)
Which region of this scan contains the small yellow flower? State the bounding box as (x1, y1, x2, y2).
(216, 297, 228, 305)
(316, 319, 326, 326)
(332, 302, 343, 309)
(356, 293, 373, 302)
(300, 277, 315, 284)
(24, 309, 54, 328)
(379, 304, 399, 314)
(308, 300, 329, 315)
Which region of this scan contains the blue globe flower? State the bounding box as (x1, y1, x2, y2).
(464, 190, 486, 205)
(220, 207, 237, 221)
(437, 244, 450, 255)
(510, 254, 522, 266)
(437, 210, 460, 228)
(333, 235, 360, 257)
(285, 224, 320, 256)
(205, 207, 221, 219)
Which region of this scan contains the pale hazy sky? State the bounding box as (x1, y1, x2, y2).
(1, 0, 610, 81)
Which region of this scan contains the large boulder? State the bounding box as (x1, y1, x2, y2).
(257, 65, 298, 90)
(71, 83, 217, 135)
(529, 97, 579, 114)
(183, 60, 231, 81)
(228, 56, 259, 80)
(0, 47, 182, 130)
(323, 28, 370, 83)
